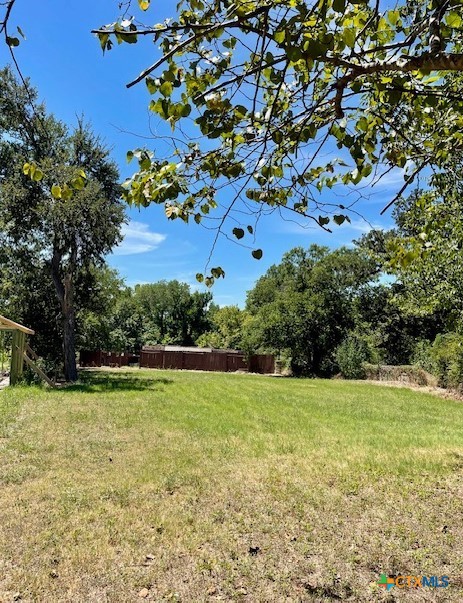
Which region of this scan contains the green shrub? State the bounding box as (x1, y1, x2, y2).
(363, 364, 434, 386)
(430, 333, 463, 389)
(412, 333, 463, 389)
(412, 339, 434, 374)
(335, 335, 371, 379)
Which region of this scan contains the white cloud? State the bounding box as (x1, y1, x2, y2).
(371, 168, 406, 189)
(344, 218, 387, 234)
(112, 221, 166, 256)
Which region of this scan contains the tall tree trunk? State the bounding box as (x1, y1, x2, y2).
(62, 272, 78, 382)
(51, 247, 78, 382)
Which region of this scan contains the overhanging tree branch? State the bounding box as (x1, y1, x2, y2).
(92, 0, 463, 279)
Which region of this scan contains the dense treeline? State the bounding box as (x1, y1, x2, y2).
(0, 220, 460, 383)
(78, 278, 214, 353)
(2, 70, 463, 386)
(2, 186, 462, 384)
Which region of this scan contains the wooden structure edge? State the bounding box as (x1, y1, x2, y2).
(0, 314, 35, 335)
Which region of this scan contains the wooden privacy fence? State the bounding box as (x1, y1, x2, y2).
(140, 347, 275, 374)
(80, 350, 139, 368)
(80, 347, 275, 374)
(248, 354, 275, 374)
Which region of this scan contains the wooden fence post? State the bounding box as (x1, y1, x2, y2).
(10, 330, 26, 385)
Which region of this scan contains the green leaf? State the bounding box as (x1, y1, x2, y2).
(61, 185, 73, 200)
(33, 168, 44, 182)
(140, 154, 151, 170)
(233, 227, 245, 240)
(356, 117, 368, 132)
(17, 26, 26, 39)
(446, 12, 462, 28)
(252, 249, 263, 260)
(126, 150, 134, 163)
(362, 163, 372, 178)
(51, 185, 62, 199)
(234, 105, 247, 119)
(272, 130, 283, 144)
(138, 0, 150, 10)
(163, 69, 176, 82)
(98, 33, 110, 52)
(71, 176, 85, 190)
(211, 266, 225, 279)
(160, 81, 173, 97)
(343, 28, 356, 49)
(318, 215, 330, 226)
(287, 46, 302, 62)
(145, 77, 157, 94)
(196, 273, 204, 283)
(22, 163, 30, 176)
(387, 9, 399, 26)
(6, 36, 20, 47)
(247, 225, 253, 234)
(333, 214, 346, 225)
(350, 168, 362, 184)
(274, 30, 285, 44)
(303, 39, 325, 59)
(180, 104, 192, 117)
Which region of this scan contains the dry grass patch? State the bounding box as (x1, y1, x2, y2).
(0, 369, 462, 602)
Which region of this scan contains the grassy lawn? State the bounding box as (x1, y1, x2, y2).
(0, 369, 462, 602)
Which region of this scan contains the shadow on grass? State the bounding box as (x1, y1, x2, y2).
(63, 370, 174, 393)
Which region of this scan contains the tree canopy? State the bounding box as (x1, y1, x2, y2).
(0, 68, 125, 381)
(372, 176, 463, 327)
(196, 304, 248, 349)
(243, 244, 377, 375)
(134, 280, 213, 345)
(90, 0, 463, 279)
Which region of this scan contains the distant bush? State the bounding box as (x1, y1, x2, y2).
(335, 335, 371, 379)
(429, 333, 463, 389)
(364, 364, 434, 386)
(412, 339, 434, 374)
(411, 333, 463, 389)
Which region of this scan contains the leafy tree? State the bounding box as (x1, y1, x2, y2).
(78, 276, 216, 354)
(108, 290, 145, 352)
(354, 225, 449, 363)
(196, 305, 248, 349)
(353, 282, 444, 365)
(93, 0, 463, 279)
(354, 171, 463, 331)
(386, 183, 463, 328)
(0, 242, 63, 365)
(134, 280, 213, 346)
(77, 267, 144, 353)
(245, 245, 377, 375)
(0, 68, 125, 380)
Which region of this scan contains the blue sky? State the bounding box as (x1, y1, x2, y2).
(3, 0, 398, 307)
